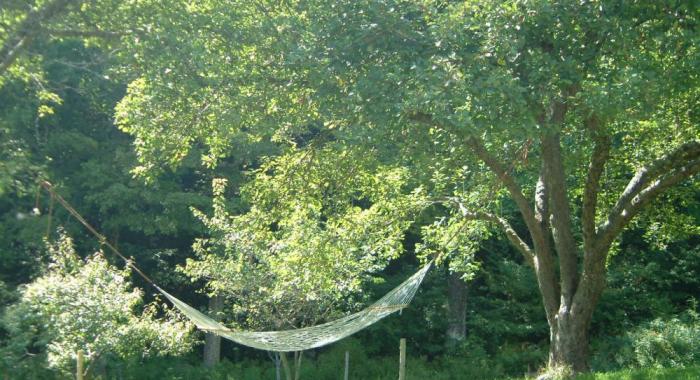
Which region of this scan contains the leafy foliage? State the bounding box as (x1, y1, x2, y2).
(0, 0, 699, 378)
(593, 310, 700, 371)
(182, 160, 426, 330)
(0, 232, 195, 377)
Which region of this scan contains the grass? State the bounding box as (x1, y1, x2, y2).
(516, 366, 700, 380)
(573, 366, 700, 380)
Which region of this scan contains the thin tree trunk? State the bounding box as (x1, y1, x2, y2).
(446, 270, 467, 351)
(293, 351, 303, 380)
(203, 294, 224, 368)
(280, 352, 293, 380)
(274, 352, 282, 380)
(76, 350, 84, 380)
(399, 338, 406, 380)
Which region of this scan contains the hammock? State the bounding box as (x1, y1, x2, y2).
(157, 261, 432, 352)
(39, 180, 433, 352)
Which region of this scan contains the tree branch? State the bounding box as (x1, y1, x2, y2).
(447, 198, 535, 267)
(406, 112, 541, 234)
(0, 33, 33, 76)
(408, 112, 544, 251)
(596, 141, 700, 253)
(466, 134, 562, 321)
(465, 135, 541, 233)
(0, 0, 83, 76)
(541, 132, 579, 305)
(408, 111, 559, 320)
(534, 161, 560, 318)
(581, 116, 610, 256)
(571, 141, 696, 324)
(44, 28, 127, 39)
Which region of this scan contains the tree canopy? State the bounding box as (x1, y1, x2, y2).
(0, 0, 698, 378)
(115, 0, 699, 371)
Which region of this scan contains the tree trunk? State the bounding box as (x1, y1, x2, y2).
(203, 294, 224, 368)
(545, 248, 606, 374)
(293, 351, 303, 380)
(548, 310, 590, 372)
(274, 352, 282, 380)
(446, 270, 468, 350)
(280, 352, 293, 380)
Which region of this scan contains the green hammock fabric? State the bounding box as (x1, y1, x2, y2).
(157, 261, 432, 352)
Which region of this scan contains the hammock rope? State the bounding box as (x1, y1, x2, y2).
(38, 181, 434, 352)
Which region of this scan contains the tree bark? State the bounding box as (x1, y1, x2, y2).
(533, 165, 560, 328)
(581, 116, 610, 255)
(203, 294, 224, 368)
(446, 270, 468, 351)
(548, 309, 591, 372)
(541, 132, 578, 305)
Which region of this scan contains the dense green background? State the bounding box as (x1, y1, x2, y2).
(1, 1, 699, 379)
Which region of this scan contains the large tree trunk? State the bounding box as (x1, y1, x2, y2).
(545, 245, 607, 374)
(548, 310, 590, 372)
(446, 271, 468, 350)
(203, 294, 224, 368)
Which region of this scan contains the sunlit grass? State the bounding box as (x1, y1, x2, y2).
(515, 366, 700, 380)
(574, 366, 700, 380)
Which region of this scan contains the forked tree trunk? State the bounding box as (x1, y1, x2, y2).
(276, 353, 283, 380)
(423, 104, 699, 376)
(203, 294, 224, 368)
(446, 271, 468, 350)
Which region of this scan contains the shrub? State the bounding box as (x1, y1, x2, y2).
(0, 233, 195, 378)
(593, 310, 700, 370)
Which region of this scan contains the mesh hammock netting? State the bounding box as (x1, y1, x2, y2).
(157, 261, 432, 352)
(38, 180, 433, 353)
